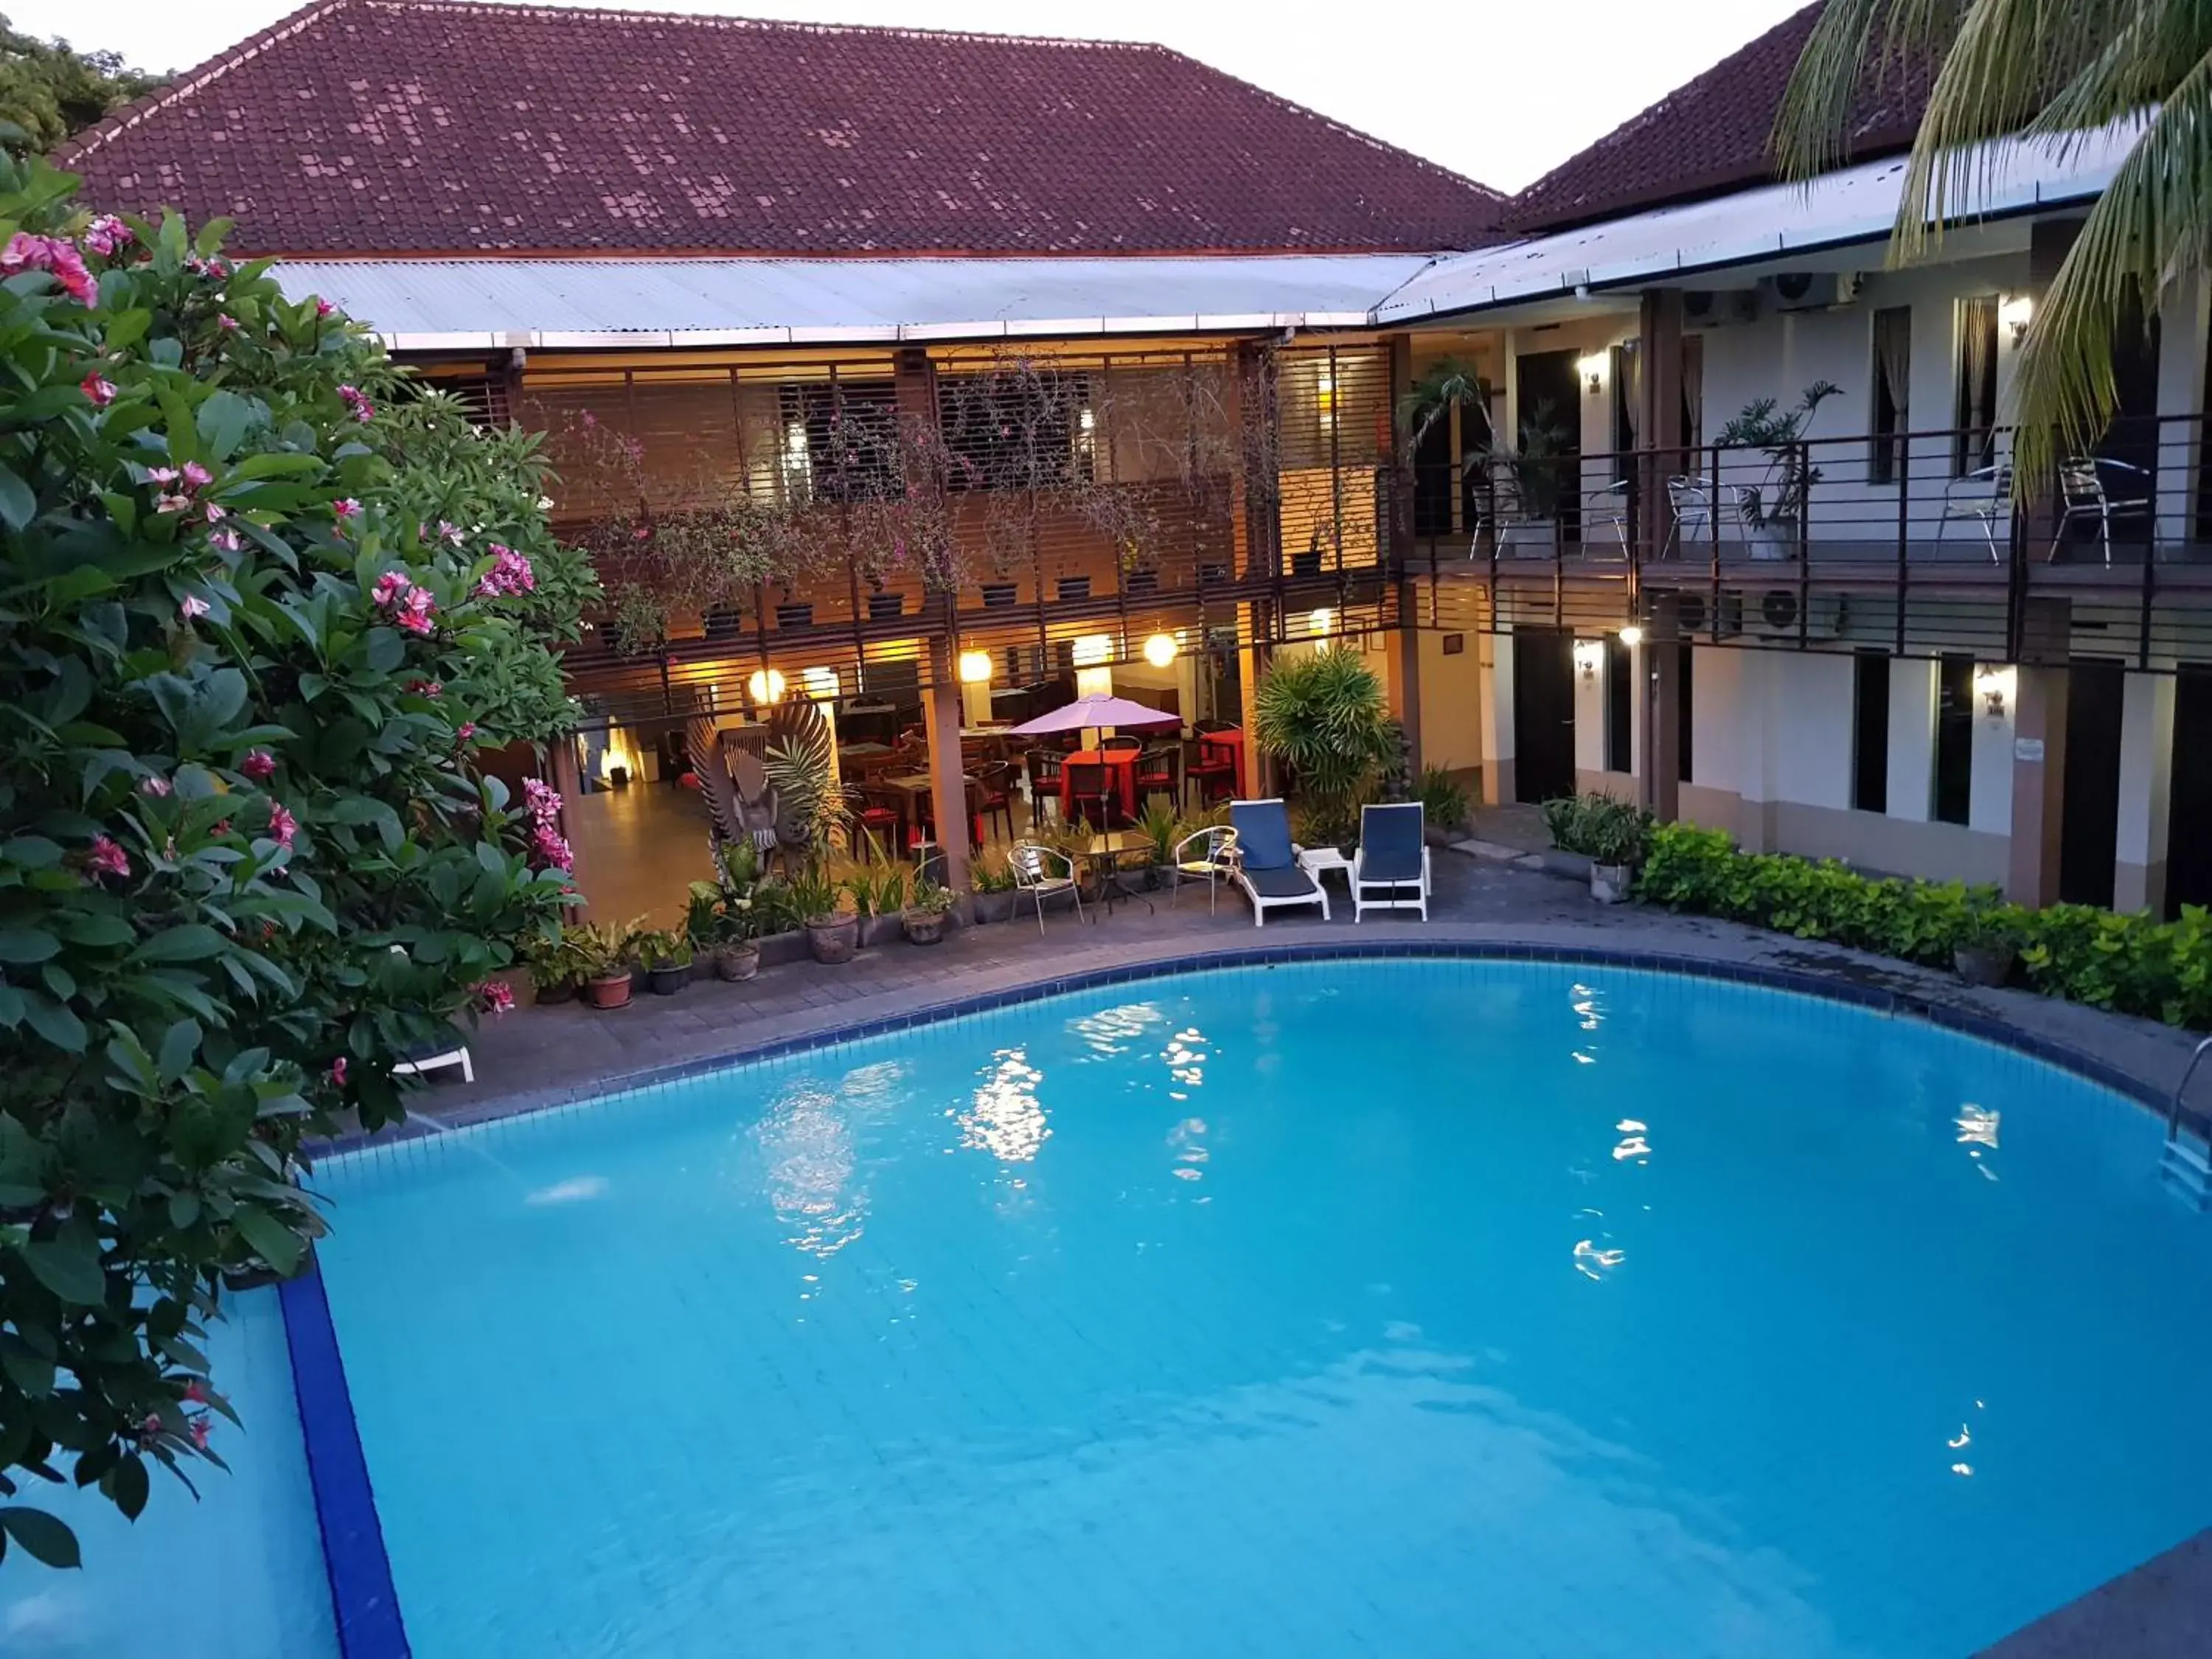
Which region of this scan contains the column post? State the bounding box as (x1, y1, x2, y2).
(2006, 597, 2070, 906)
(1386, 333, 1423, 777)
(1642, 595, 1681, 823)
(895, 346, 972, 909)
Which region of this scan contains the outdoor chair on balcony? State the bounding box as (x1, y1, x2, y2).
(1938, 463, 2014, 563)
(1583, 480, 1631, 557)
(2051, 457, 2153, 566)
(1351, 802, 1430, 922)
(1662, 476, 1753, 559)
(1169, 824, 1238, 913)
(1009, 840, 1084, 934)
(1227, 799, 1329, 926)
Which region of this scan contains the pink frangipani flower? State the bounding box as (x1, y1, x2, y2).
(217, 314, 239, 333)
(1, 232, 97, 305)
(329, 1057, 348, 1087)
(333, 498, 361, 521)
(314, 298, 334, 319)
(139, 773, 172, 797)
(267, 803, 298, 848)
(479, 981, 515, 1015)
(181, 460, 212, 488)
(83, 215, 131, 258)
(80, 371, 116, 406)
(338, 384, 374, 423)
(84, 835, 130, 880)
(178, 594, 211, 622)
(240, 748, 276, 782)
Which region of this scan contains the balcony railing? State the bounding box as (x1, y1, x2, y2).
(1402, 412, 2212, 669)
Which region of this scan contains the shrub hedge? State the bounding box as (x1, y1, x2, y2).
(1637, 824, 2212, 1030)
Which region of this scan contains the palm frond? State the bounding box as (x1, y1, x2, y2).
(2011, 47, 2212, 487)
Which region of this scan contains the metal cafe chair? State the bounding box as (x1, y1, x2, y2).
(1939, 462, 2015, 564)
(1169, 824, 1237, 913)
(2051, 456, 2153, 566)
(1663, 475, 1752, 560)
(1009, 840, 1083, 933)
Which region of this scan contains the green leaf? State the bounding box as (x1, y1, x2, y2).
(0, 928, 58, 964)
(195, 390, 254, 460)
(108, 1453, 149, 1522)
(19, 992, 85, 1054)
(0, 1507, 80, 1569)
(19, 1236, 105, 1304)
(0, 465, 35, 531)
(157, 1018, 202, 1083)
(231, 1206, 304, 1277)
(132, 925, 228, 964)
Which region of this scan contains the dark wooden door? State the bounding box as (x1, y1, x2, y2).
(2166, 669, 2212, 917)
(1514, 349, 1582, 545)
(1513, 627, 1576, 803)
(2059, 660, 2124, 908)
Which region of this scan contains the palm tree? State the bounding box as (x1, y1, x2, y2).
(1772, 0, 2202, 487)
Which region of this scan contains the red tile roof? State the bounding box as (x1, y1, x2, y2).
(1506, 1, 1935, 234)
(60, 0, 1506, 258)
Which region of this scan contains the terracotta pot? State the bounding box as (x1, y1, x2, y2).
(1954, 942, 2015, 987)
(902, 909, 947, 946)
(806, 913, 859, 965)
(714, 943, 760, 981)
(585, 970, 633, 1009)
(646, 963, 690, 995)
(534, 979, 578, 1006)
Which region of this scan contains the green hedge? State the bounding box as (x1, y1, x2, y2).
(1637, 824, 2212, 1029)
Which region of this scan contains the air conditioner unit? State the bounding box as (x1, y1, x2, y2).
(1675, 590, 1743, 640)
(1764, 271, 1862, 312)
(1749, 588, 1849, 641)
(1682, 290, 1758, 328)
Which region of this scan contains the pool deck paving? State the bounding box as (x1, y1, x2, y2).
(349, 848, 2212, 1658)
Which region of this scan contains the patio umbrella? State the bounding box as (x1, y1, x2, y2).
(1011, 693, 1180, 739)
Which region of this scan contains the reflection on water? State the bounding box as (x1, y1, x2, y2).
(754, 1071, 898, 1259)
(1073, 1001, 1166, 1057)
(1613, 1119, 1652, 1164)
(1164, 1025, 1207, 1099)
(961, 1047, 1050, 1163)
(1167, 1116, 1209, 1183)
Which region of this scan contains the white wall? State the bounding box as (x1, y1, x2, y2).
(1968, 692, 2014, 838)
(1772, 653, 1855, 810)
(2116, 672, 2176, 903)
(1886, 658, 1937, 821)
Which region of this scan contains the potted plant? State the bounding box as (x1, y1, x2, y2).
(698, 841, 765, 980)
(635, 928, 693, 995)
(1584, 801, 1650, 905)
(839, 851, 911, 948)
(1470, 399, 1571, 556)
(1252, 648, 1400, 855)
(521, 928, 589, 1004)
(902, 876, 957, 945)
(578, 918, 640, 1010)
(793, 865, 858, 964)
(970, 846, 1018, 924)
(1138, 798, 1181, 891)
(1416, 766, 1472, 842)
(1953, 895, 2020, 987)
(1715, 380, 1841, 560)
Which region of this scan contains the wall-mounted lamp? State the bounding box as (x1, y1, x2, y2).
(957, 649, 994, 684)
(1577, 353, 1609, 397)
(1309, 607, 1336, 643)
(1999, 294, 2034, 345)
(1142, 631, 1179, 668)
(1616, 624, 1645, 649)
(745, 667, 785, 706)
(1975, 665, 2014, 718)
(1573, 638, 1605, 681)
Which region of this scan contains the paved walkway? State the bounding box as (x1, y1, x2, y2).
(411, 849, 2206, 1134)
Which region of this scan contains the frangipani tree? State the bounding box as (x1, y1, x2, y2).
(0, 152, 594, 1565)
(1773, 0, 2202, 487)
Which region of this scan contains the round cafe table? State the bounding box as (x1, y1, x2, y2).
(1058, 750, 1139, 823)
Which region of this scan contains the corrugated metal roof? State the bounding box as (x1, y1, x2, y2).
(271, 253, 1437, 349)
(1374, 122, 2139, 325)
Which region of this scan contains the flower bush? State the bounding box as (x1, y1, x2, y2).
(1638, 824, 2212, 1029)
(0, 154, 594, 1564)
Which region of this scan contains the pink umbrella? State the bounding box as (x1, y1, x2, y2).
(1011, 693, 1180, 737)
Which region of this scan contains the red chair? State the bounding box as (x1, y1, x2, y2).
(1025, 749, 1064, 826)
(1063, 754, 1117, 829)
(975, 762, 1017, 842)
(1186, 737, 1235, 807)
(855, 787, 902, 858)
(1135, 744, 1179, 804)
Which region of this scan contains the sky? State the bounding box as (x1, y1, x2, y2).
(29, 0, 1811, 193)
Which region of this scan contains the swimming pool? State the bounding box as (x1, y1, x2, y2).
(308, 956, 2212, 1658)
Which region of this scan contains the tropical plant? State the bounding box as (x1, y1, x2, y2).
(1398, 356, 1492, 452)
(970, 844, 1018, 894)
(761, 698, 846, 861)
(1542, 793, 1655, 865)
(1470, 397, 1573, 520)
(712, 841, 765, 942)
(753, 877, 804, 937)
(1773, 0, 2202, 490)
(632, 928, 690, 970)
(684, 881, 735, 951)
(786, 865, 845, 925)
(837, 852, 909, 918)
(1416, 766, 1472, 834)
(520, 926, 594, 994)
(1138, 797, 1181, 866)
(906, 876, 957, 917)
(0, 157, 594, 1563)
(573, 919, 641, 980)
(1251, 648, 1401, 832)
(1715, 380, 1843, 529)
(0, 21, 165, 148)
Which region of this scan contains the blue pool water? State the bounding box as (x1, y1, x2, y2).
(0, 1288, 335, 1659)
(316, 960, 2212, 1658)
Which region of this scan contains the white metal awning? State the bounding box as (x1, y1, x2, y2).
(268, 252, 1438, 351)
(1371, 120, 2140, 325)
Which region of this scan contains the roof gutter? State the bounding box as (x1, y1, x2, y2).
(372, 310, 1381, 352)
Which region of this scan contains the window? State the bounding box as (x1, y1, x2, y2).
(1851, 651, 1890, 813)
(1952, 297, 1999, 477)
(779, 380, 899, 502)
(1605, 638, 1632, 773)
(1934, 655, 1976, 824)
(939, 370, 1092, 492)
(1870, 307, 1911, 484)
(1677, 643, 1694, 784)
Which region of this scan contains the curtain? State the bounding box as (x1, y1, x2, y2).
(1955, 296, 1998, 473)
(1681, 335, 1704, 451)
(1618, 341, 1641, 440)
(1874, 307, 1911, 480)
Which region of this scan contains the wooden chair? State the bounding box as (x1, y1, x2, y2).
(1026, 748, 1065, 826)
(1135, 743, 1179, 805)
(1100, 734, 1143, 757)
(854, 786, 902, 859)
(1185, 734, 1236, 808)
(1063, 753, 1117, 830)
(975, 761, 1016, 842)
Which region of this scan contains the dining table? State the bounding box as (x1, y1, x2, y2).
(1057, 749, 1140, 824)
(1074, 830, 1153, 917)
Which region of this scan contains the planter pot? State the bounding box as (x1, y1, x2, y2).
(970, 888, 1016, 925)
(1954, 942, 2015, 987)
(902, 908, 948, 946)
(1747, 523, 1795, 561)
(534, 978, 578, 1006)
(646, 963, 691, 996)
(858, 914, 906, 949)
(585, 970, 633, 1010)
(1500, 518, 1558, 558)
(1589, 862, 1634, 905)
(807, 914, 860, 965)
(714, 943, 761, 982)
